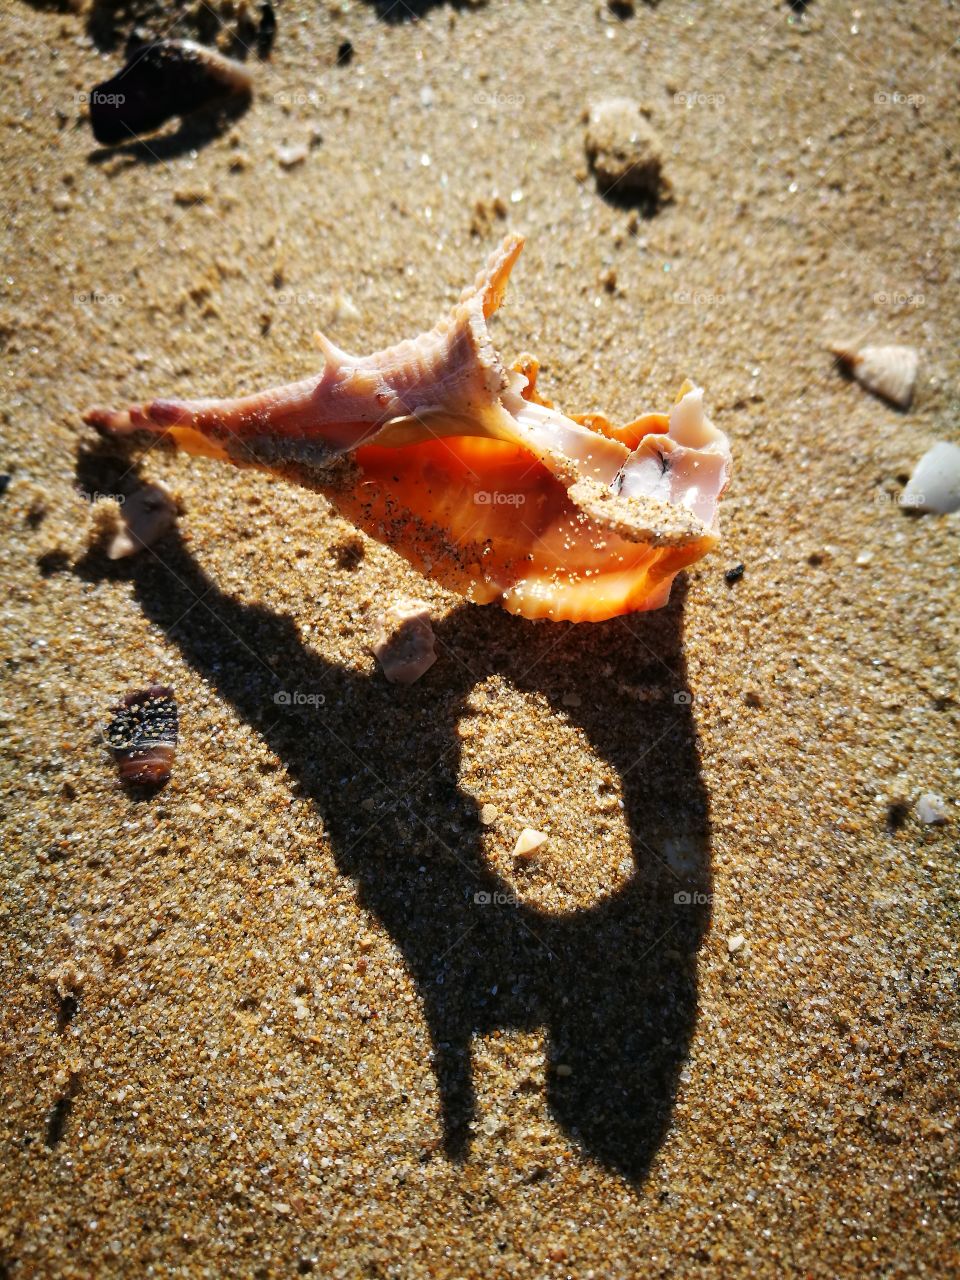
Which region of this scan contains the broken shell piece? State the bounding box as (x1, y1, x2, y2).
(916, 792, 948, 825)
(276, 143, 308, 169)
(829, 342, 918, 409)
(328, 290, 361, 325)
(901, 442, 960, 514)
(89, 40, 253, 146)
(107, 481, 176, 559)
(513, 827, 548, 859)
(105, 685, 178, 786)
(372, 600, 437, 685)
(84, 235, 732, 622)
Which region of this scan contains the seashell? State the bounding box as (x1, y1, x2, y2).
(372, 600, 437, 685)
(89, 40, 253, 146)
(83, 236, 732, 622)
(916, 793, 948, 825)
(276, 143, 309, 169)
(107, 481, 177, 559)
(513, 828, 548, 860)
(900, 441, 960, 514)
(829, 342, 918, 409)
(105, 685, 178, 786)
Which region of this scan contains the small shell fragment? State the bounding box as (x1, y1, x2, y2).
(901, 442, 960, 514)
(108, 482, 176, 559)
(371, 600, 437, 685)
(89, 40, 253, 146)
(513, 828, 548, 859)
(276, 143, 308, 169)
(829, 342, 918, 409)
(105, 685, 178, 786)
(916, 792, 948, 825)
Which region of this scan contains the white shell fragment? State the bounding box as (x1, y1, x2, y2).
(276, 143, 308, 169)
(829, 342, 918, 409)
(371, 599, 437, 685)
(916, 793, 949, 825)
(108, 482, 177, 559)
(901, 442, 960, 514)
(513, 827, 548, 859)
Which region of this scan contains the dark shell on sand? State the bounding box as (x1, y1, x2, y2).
(105, 685, 179, 786)
(89, 40, 253, 146)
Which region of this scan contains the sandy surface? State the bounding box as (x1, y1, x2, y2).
(1, 0, 958, 1275)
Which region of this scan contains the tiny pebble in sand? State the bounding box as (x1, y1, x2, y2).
(584, 97, 668, 205)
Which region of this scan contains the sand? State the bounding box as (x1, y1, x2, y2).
(1, 0, 958, 1275)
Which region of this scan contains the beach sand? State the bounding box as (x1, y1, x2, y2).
(1, 0, 957, 1274)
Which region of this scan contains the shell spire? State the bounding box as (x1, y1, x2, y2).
(84, 236, 732, 622)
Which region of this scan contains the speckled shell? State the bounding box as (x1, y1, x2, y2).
(105, 685, 179, 786)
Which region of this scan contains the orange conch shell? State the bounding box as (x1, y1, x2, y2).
(85, 236, 731, 622)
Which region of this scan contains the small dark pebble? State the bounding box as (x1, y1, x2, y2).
(257, 2, 277, 60)
(105, 685, 179, 787)
(887, 801, 910, 833)
(331, 538, 365, 570)
(56, 993, 79, 1033)
(45, 1097, 73, 1149)
(724, 563, 745, 584)
(26, 499, 47, 528)
(337, 40, 354, 66)
(0, 474, 10, 498)
(89, 40, 254, 146)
